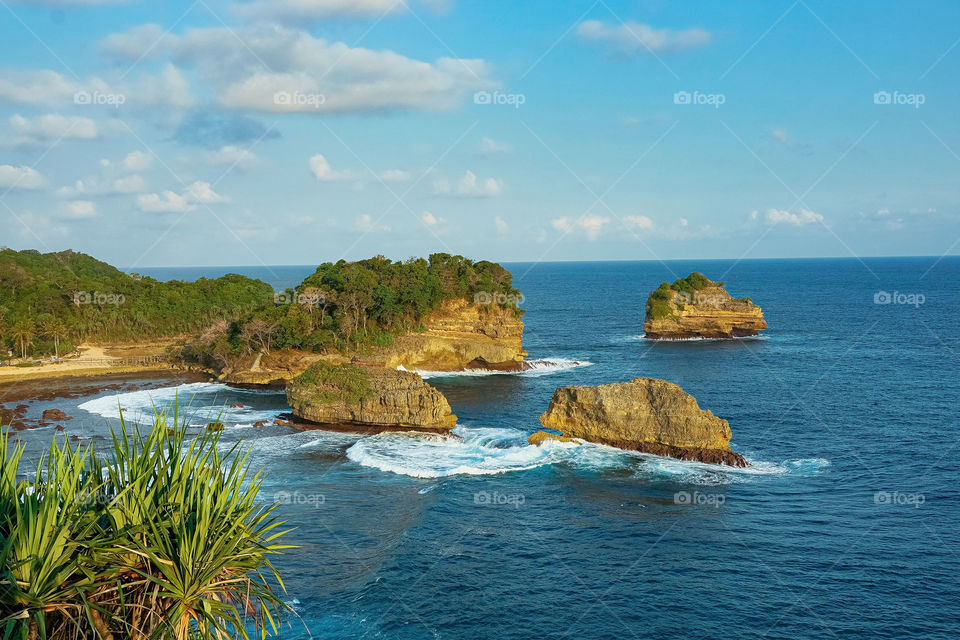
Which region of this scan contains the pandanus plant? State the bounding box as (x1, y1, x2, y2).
(0, 409, 294, 640)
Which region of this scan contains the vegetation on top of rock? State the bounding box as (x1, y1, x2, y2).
(293, 361, 374, 405)
(0, 248, 273, 359)
(645, 272, 721, 320)
(181, 253, 523, 369)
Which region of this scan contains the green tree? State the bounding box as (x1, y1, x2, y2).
(11, 318, 34, 359)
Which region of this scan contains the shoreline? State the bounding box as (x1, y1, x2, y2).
(0, 370, 212, 430)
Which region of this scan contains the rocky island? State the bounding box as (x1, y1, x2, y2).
(643, 272, 766, 340)
(185, 253, 528, 386)
(286, 361, 457, 432)
(529, 377, 748, 467)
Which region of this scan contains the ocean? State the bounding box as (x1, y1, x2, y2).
(16, 257, 960, 638)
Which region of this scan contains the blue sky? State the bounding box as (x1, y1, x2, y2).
(0, 0, 957, 267)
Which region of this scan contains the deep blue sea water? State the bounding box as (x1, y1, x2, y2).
(21, 258, 960, 638)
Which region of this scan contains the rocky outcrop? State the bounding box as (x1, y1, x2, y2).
(41, 408, 72, 423)
(530, 377, 747, 467)
(643, 273, 766, 340)
(222, 298, 526, 385)
(286, 362, 457, 431)
(378, 299, 526, 371)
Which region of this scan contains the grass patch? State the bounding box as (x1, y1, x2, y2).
(294, 361, 374, 405)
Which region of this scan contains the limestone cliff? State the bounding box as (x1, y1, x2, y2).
(222, 298, 526, 385)
(378, 299, 526, 371)
(530, 377, 747, 466)
(643, 273, 766, 340)
(286, 362, 457, 431)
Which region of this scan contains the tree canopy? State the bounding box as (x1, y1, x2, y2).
(0, 249, 273, 358)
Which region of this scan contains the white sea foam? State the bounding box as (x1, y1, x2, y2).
(405, 357, 593, 380)
(636, 334, 769, 342)
(346, 424, 829, 481)
(77, 382, 282, 428)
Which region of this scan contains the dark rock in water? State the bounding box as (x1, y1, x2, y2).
(252, 420, 268, 427)
(274, 417, 294, 426)
(230, 402, 245, 408)
(41, 408, 72, 423)
(533, 377, 748, 467)
(206, 422, 225, 431)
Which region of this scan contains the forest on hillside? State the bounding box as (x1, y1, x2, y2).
(0, 249, 273, 360)
(1, 250, 521, 364)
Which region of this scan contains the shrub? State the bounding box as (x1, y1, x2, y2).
(0, 411, 292, 640)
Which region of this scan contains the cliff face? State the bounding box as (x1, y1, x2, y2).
(531, 377, 747, 467)
(286, 363, 457, 431)
(644, 279, 766, 340)
(377, 299, 526, 371)
(221, 299, 526, 384)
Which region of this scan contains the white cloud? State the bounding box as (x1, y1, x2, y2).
(309, 154, 351, 181)
(137, 181, 225, 212)
(552, 214, 611, 240)
(479, 136, 510, 155)
(234, 0, 407, 24)
(624, 215, 654, 230)
(184, 181, 226, 203)
(434, 170, 501, 197)
(102, 24, 491, 115)
(62, 200, 96, 219)
(759, 208, 824, 226)
(379, 169, 410, 182)
(0, 66, 190, 115)
(56, 172, 146, 197)
(121, 150, 152, 172)
(579, 214, 610, 239)
(495, 215, 508, 235)
(111, 174, 146, 193)
(769, 127, 789, 144)
(8, 114, 98, 145)
(0, 165, 44, 190)
(206, 145, 258, 171)
(138, 190, 190, 213)
(577, 20, 711, 57)
(0, 69, 79, 105)
(421, 211, 438, 225)
(131, 64, 194, 111)
(354, 213, 390, 232)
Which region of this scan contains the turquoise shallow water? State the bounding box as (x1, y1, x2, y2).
(28, 257, 960, 638)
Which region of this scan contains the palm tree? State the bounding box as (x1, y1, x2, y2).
(43, 317, 68, 358)
(11, 319, 34, 360)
